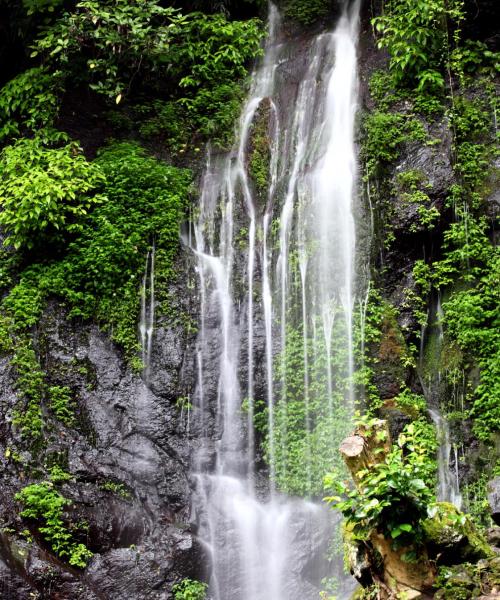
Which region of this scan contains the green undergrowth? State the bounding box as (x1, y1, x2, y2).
(1, 139, 191, 360)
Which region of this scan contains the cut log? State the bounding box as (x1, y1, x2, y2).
(339, 420, 391, 487)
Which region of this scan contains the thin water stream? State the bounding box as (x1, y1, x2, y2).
(190, 3, 361, 598)
(420, 294, 462, 509)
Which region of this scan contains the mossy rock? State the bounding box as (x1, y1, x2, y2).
(423, 502, 494, 565)
(247, 98, 272, 207)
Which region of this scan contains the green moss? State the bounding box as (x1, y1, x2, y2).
(423, 502, 494, 561)
(11, 342, 45, 439)
(48, 386, 76, 427)
(248, 99, 272, 202)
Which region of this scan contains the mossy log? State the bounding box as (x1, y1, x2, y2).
(340, 420, 436, 599)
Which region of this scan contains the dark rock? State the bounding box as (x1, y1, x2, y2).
(487, 526, 500, 548)
(379, 405, 412, 440)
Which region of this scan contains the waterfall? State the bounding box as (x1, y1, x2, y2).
(191, 3, 360, 598)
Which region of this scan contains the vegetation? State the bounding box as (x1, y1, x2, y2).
(16, 481, 93, 568)
(173, 579, 207, 600)
(325, 417, 437, 555)
(0, 138, 104, 250)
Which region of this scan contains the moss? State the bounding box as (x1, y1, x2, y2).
(423, 502, 494, 562)
(435, 558, 500, 599)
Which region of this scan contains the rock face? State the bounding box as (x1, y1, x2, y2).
(0, 269, 203, 599)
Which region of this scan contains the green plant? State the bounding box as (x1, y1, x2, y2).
(0, 67, 63, 142)
(1, 142, 191, 362)
(362, 111, 406, 177)
(0, 138, 105, 250)
(16, 482, 93, 568)
(100, 480, 130, 499)
(324, 420, 436, 552)
(11, 342, 45, 438)
(49, 465, 72, 483)
(172, 578, 207, 600)
(372, 0, 464, 92)
(31, 0, 263, 145)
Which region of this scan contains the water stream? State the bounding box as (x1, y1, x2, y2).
(191, 3, 361, 598)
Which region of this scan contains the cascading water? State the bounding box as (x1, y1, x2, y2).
(420, 294, 462, 509)
(191, 3, 361, 598)
(139, 244, 155, 383)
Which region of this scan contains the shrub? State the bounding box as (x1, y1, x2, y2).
(324, 420, 436, 552)
(372, 0, 464, 91)
(0, 138, 105, 250)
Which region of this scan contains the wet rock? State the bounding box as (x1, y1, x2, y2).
(0, 291, 202, 598)
(488, 478, 500, 525)
(378, 404, 412, 440)
(487, 526, 500, 548)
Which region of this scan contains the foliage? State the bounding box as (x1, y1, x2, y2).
(31, 0, 263, 143)
(362, 111, 405, 177)
(264, 318, 354, 497)
(16, 482, 93, 568)
(22, 0, 65, 15)
(372, 0, 465, 92)
(248, 100, 271, 199)
(443, 249, 500, 441)
(0, 138, 105, 250)
(0, 142, 191, 362)
(324, 420, 436, 554)
(49, 465, 73, 483)
(179, 82, 244, 148)
(172, 578, 207, 600)
(283, 0, 329, 26)
(32, 0, 181, 102)
(0, 67, 63, 142)
(394, 388, 427, 418)
(100, 480, 130, 499)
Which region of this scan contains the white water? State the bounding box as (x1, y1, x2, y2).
(191, 3, 360, 598)
(139, 245, 155, 383)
